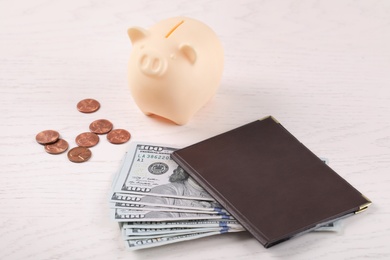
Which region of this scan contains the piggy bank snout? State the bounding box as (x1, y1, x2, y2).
(138, 53, 167, 77)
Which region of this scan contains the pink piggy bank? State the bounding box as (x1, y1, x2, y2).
(127, 17, 224, 125)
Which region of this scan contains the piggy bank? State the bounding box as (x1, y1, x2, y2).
(127, 17, 224, 125)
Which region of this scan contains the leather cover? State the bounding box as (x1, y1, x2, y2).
(171, 116, 370, 248)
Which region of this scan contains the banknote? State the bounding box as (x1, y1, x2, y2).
(110, 202, 221, 215)
(122, 219, 244, 229)
(314, 220, 342, 232)
(123, 226, 244, 240)
(110, 192, 225, 212)
(123, 226, 244, 237)
(123, 230, 244, 241)
(111, 142, 214, 200)
(112, 208, 233, 222)
(124, 231, 230, 250)
(124, 229, 215, 240)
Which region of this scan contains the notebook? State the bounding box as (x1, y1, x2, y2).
(171, 116, 371, 248)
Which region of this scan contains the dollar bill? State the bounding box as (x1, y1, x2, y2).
(123, 226, 244, 237)
(313, 218, 344, 232)
(112, 142, 213, 200)
(123, 226, 245, 240)
(112, 208, 234, 222)
(124, 229, 215, 240)
(110, 202, 223, 215)
(122, 219, 244, 229)
(110, 192, 225, 212)
(124, 231, 229, 250)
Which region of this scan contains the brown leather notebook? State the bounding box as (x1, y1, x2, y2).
(171, 116, 371, 248)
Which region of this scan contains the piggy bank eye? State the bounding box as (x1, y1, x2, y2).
(140, 45, 145, 49)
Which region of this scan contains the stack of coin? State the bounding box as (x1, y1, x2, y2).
(35, 130, 69, 155)
(35, 98, 131, 163)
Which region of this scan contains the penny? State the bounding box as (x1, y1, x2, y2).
(36, 130, 60, 145)
(67, 147, 92, 163)
(89, 119, 113, 134)
(107, 129, 131, 144)
(77, 98, 100, 113)
(75, 132, 99, 147)
(44, 139, 69, 154)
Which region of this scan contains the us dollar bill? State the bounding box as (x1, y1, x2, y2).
(112, 142, 213, 200)
(124, 229, 215, 240)
(124, 231, 229, 250)
(110, 202, 223, 215)
(110, 192, 226, 212)
(123, 226, 245, 240)
(123, 226, 244, 237)
(314, 220, 342, 232)
(122, 219, 244, 229)
(112, 208, 234, 222)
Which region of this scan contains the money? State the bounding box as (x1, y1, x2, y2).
(67, 147, 92, 163)
(89, 119, 113, 134)
(123, 226, 244, 237)
(124, 231, 228, 250)
(77, 98, 100, 113)
(44, 139, 69, 154)
(75, 132, 100, 147)
(110, 192, 223, 212)
(36, 99, 131, 162)
(110, 142, 343, 250)
(111, 201, 225, 215)
(36, 130, 60, 144)
(122, 227, 244, 239)
(112, 207, 232, 222)
(122, 219, 243, 229)
(111, 142, 213, 200)
(107, 129, 131, 144)
(36, 130, 68, 155)
(123, 226, 244, 241)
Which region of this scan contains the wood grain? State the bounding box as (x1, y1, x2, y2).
(1, 0, 389, 259)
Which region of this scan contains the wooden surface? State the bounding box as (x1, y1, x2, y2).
(1, 1, 389, 259)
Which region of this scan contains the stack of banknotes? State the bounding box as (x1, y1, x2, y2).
(109, 142, 341, 250)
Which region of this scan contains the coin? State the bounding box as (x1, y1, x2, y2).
(75, 132, 99, 147)
(107, 129, 131, 144)
(44, 139, 69, 154)
(36, 130, 60, 145)
(77, 98, 100, 113)
(89, 119, 113, 134)
(67, 147, 92, 163)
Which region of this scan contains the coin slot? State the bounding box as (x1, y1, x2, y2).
(165, 20, 184, 38)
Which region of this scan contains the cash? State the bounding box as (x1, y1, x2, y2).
(109, 142, 342, 250)
(111, 143, 213, 200)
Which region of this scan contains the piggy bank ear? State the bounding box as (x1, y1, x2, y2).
(179, 44, 197, 64)
(127, 27, 149, 44)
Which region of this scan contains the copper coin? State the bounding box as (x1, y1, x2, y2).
(89, 119, 113, 134)
(75, 132, 99, 147)
(44, 139, 69, 154)
(67, 147, 92, 163)
(107, 129, 131, 144)
(36, 130, 60, 144)
(77, 98, 100, 113)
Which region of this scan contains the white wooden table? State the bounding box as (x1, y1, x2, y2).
(1, 1, 389, 259)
